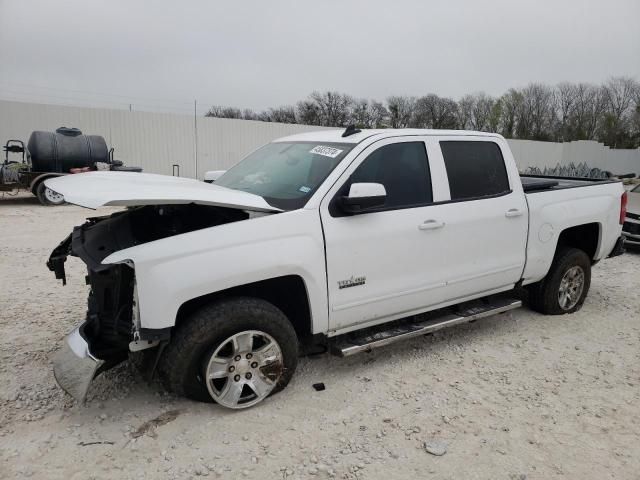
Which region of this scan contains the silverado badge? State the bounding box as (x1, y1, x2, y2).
(338, 276, 366, 289)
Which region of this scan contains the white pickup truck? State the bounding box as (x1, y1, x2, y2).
(46, 127, 627, 409)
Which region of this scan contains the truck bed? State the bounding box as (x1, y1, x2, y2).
(520, 174, 620, 193)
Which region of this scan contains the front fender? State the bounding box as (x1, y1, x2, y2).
(103, 209, 328, 334)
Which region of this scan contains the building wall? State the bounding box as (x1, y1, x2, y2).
(1, 100, 639, 178)
(0, 100, 331, 179)
(507, 138, 640, 174)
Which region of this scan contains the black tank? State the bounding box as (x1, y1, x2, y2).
(27, 127, 109, 173)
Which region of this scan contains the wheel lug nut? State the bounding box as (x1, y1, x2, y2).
(234, 355, 241, 361)
(234, 374, 241, 382)
(228, 366, 235, 372)
(245, 372, 252, 380)
(251, 362, 258, 368)
(246, 353, 253, 359)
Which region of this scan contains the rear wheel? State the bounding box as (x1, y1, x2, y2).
(158, 297, 298, 408)
(36, 181, 65, 206)
(528, 247, 591, 315)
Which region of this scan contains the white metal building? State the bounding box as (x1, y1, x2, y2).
(1, 100, 639, 178)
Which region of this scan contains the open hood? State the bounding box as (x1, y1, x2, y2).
(45, 172, 282, 212)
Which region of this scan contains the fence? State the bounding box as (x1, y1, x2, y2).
(1, 100, 639, 178)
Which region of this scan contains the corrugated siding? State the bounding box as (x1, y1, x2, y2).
(1, 100, 638, 177)
(0, 100, 331, 179)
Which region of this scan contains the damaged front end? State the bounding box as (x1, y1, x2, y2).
(47, 204, 249, 402)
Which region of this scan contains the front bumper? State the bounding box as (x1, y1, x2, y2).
(53, 323, 104, 403)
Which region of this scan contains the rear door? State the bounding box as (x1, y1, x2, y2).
(428, 137, 528, 299)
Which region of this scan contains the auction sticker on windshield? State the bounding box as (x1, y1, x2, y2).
(310, 145, 344, 158)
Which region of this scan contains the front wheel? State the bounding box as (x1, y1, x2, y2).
(158, 297, 298, 409)
(528, 247, 591, 315)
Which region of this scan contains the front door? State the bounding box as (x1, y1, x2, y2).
(320, 138, 450, 332)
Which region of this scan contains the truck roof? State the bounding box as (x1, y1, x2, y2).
(274, 128, 503, 144)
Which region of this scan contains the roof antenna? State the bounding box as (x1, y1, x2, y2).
(342, 125, 362, 138)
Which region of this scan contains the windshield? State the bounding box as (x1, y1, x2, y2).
(632, 184, 640, 193)
(215, 142, 354, 210)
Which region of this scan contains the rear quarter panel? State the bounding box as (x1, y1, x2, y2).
(523, 181, 624, 283)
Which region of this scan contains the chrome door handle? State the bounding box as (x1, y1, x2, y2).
(419, 219, 445, 231)
(505, 208, 524, 218)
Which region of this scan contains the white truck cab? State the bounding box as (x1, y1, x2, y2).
(46, 128, 626, 409)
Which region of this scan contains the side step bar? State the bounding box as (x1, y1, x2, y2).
(331, 297, 522, 357)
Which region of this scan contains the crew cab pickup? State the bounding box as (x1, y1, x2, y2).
(45, 128, 627, 409)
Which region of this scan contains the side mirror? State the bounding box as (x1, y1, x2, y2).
(340, 182, 387, 214)
(204, 170, 226, 183)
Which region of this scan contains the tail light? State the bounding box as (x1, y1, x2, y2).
(620, 191, 628, 225)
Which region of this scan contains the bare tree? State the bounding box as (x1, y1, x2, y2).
(517, 84, 556, 140)
(498, 89, 523, 138)
(205, 106, 243, 119)
(204, 78, 639, 147)
(470, 93, 495, 131)
(413, 94, 458, 129)
(456, 93, 496, 132)
(259, 106, 297, 124)
(369, 101, 389, 128)
(631, 82, 640, 148)
(599, 77, 638, 147)
(565, 83, 605, 140)
(456, 95, 474, 130)
(555, 82, 579, 141)
(386, 96, 416, 128)
(350, 99, 389, 128)
(296, 100, 321, 126)
(308, 91, 353, 127)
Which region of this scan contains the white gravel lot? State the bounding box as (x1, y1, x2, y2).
(1, 193, 639, 480)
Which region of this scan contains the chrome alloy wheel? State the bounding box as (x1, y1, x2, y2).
(44, 187, 65, 205)
(558, 266, 585, 310)
(204, 330, 284, 409)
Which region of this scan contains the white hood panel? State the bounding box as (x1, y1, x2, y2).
(45, 172, 281, 212)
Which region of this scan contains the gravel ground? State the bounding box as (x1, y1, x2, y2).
(1, 193, 639, 480)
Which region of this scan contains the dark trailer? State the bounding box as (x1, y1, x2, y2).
(1, 127, 140, 205)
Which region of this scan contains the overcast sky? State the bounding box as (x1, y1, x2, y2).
(1, 0, 639, 114)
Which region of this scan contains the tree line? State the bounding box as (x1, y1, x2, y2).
(205, 77, 640, 148)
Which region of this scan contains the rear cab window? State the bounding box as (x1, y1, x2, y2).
(440, 141, 510, 200)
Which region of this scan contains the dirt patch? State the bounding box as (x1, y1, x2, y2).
(130, 410, 182, 439)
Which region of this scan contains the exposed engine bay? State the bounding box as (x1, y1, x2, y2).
(47, 204, 250, 370)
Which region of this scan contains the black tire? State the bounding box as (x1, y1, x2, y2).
(528, 247, 591, 315)
(35, 181, 50, 205)
(157, 297, 298, 405)
(35, 181, 65, 206)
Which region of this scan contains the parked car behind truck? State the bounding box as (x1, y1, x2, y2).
(622, 183, 640, 247)
(45, 128, 626, 409)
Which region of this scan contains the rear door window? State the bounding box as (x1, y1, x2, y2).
(440, 141, 510, 200)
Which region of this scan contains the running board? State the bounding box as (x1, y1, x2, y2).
(331, 297, 522, 357)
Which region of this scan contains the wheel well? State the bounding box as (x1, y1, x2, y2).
(556, 223, 600, 260)
(29, 173, 63, 193)
(175, 275, 313, 342)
